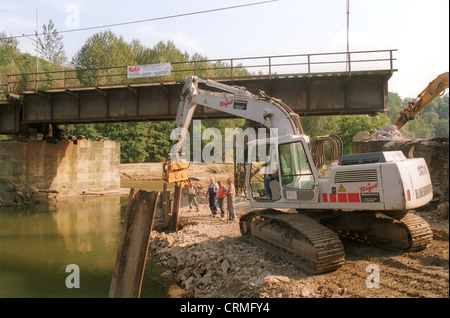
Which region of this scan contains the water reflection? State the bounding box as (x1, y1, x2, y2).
(0, 195, 169, 298)
(52, 196, 122, 254)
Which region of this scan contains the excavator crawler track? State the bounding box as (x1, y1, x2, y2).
(338, 212, 433, 252)
(240, 209, 345, 274)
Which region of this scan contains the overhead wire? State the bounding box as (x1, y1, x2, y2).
(6, 0, 279, 40)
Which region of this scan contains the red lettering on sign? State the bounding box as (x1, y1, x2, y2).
(128, 67, 141, 72)
(359, 182, 379, 192)
(220, 99, 233, 107)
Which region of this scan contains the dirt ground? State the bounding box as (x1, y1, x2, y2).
(148, 195, 448, 298)
(135, 162, 449, 299)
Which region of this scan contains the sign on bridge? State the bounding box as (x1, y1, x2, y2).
(127, 63, 171, 78)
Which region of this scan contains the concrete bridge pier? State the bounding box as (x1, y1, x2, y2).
(0, 139, 121, 196)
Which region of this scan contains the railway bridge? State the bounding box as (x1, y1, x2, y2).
(0, 49, 396, 134)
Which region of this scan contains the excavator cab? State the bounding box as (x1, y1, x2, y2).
(247, 135, 318, 205)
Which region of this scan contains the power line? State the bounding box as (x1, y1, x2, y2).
(8, 0, 279, 40)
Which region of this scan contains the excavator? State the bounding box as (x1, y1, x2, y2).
(395, 72, 449, 129)
(163, 75, 434, 274)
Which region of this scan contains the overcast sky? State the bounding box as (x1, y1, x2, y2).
(1, 0, 449, 98)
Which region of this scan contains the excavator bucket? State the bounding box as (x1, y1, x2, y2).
(163, 160, 189, 184)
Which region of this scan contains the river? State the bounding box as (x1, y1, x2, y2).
(0, 181, 172, 298)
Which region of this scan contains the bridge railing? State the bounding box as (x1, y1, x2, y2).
(0, 83, 8, 101)
(4, 49, 396, 94)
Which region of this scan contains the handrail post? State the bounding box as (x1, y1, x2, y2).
(347, 52, 351, 75)
(307, 55, 311, 76)
(94, 69, 98, 87)
(63, 70, 67, 90)
(6, 75, 10, 94)
(230, 59, 234, 82)
(389, 50, 393, 72)
(268, 57, 272, 79)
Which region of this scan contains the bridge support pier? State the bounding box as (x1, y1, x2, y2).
(0, 139, 120, 196)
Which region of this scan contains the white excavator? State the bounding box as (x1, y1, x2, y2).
(163, 75, 434, 274)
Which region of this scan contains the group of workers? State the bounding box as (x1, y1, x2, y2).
(184, 177, 236, 221)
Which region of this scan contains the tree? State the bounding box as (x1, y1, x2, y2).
(0, 32, 20, 66)
(72, 31, 135, 69)
(436, 95, 449, 120)
(98, 123, 150, 163)
(38, 19, 67, 65)
(146, 122, 173, 162)
(322, 114, 390, 154)
(434, 119, 449, 137)
(72, 31, 135, 85)
(149, 40, 189, 64)
(0, 32, 21, 91)
(64, 124, 101, 139)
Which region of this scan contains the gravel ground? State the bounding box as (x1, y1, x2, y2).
(148, 194, 449, 298)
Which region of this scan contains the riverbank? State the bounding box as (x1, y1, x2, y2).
(0, 178, 51, 207)
(121, 162, 234, 188)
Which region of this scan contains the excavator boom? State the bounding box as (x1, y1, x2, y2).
(395, 72, 449, 129)
(164, 76, 305, 184)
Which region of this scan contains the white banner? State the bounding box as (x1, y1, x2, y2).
(127, 63, 171, 78)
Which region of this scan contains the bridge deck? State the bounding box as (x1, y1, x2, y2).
(0, 50, 396, 134)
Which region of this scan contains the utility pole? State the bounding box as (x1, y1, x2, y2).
(23, 8, 39, 91)
(36, 8, 39, 80)
(346, 0, 350, 73)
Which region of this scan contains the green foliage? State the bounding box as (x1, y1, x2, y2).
(64, 122, 174, 163)
(387, 92, 449, 139)
(38, 19, 67, 66)
(71, 31, 135, 86)
(302, 114, 391, 155)
(145, 122, 174, 162)
(0, 32, 21, 91)
(72, 31, 133, 69)
(0, 32, 19, 66)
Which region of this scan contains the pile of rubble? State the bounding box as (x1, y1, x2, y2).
(148, 199, 318, 298)
(369, 125, 411, 141)
(353, 127, 449, 219)
(353, 125, 413, 150)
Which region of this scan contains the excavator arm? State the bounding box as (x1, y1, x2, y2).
(163, 76, 305, 183)
(395, 72, 449, 129)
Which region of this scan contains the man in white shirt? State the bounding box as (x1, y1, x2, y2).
(226, 178, 236, 221)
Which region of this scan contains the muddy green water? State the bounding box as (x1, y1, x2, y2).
(0, 184, 172, 298)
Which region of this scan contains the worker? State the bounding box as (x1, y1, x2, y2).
(207, 177, 219, 217)
(184, 179, 199, 211)
(226, 178, 236, 221)
(263, 169, 279, 200)
(216, 180, 228, 218)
